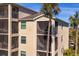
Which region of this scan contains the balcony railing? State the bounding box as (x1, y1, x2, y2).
(0, 28, 8, 33)
(12, 44, 18, 49)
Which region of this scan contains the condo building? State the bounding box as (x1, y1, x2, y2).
(0, 3, 69, 56)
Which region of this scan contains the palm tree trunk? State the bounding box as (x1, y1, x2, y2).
(47, 18, 51, 56)
(75, 27, 78, 56)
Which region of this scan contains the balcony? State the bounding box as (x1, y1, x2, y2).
(0, 35, 8, 49)
(0, 42, 8, 49)
(37, 51, 46, 56)
(0, 19, 8, 33)
(0, 50, 8, 56)
(37, 21, 53, 52)
(37, 21, 57, 36)
(11, 51, 18, 56)
(37, 21, 48, 34)
(37, 35, 47, 51)
(11, 36, 18, 49)
(12, 22, 18, 33)
(0, 6, 8, 18)
(12, 6, 19, 19)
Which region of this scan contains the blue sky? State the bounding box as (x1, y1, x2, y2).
(18, 3, 79, 23)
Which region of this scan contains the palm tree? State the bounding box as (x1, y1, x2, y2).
(41, 3, 60, 56)
(70, 11, 79, 56)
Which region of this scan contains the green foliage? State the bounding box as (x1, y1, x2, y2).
(41, 3, 60, 19)
(70, 11, 79, 29)
(64, 48, 75, 56)
(64, 48, 79, 56)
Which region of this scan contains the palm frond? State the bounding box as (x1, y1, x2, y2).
(41, 3, 60, 19)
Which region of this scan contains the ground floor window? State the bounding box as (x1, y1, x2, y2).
(21, 51, 26, 56)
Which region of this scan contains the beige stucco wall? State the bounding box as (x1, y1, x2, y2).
(57, 24, 63, 56)
(57, 22, 69, 56)
(62, 26, 69, 50)
(19, 8, 35, 19)
(19, 21, 37, 56)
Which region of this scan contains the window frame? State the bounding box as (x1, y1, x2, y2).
(21, 20, 26, 29)
(21, 36, 26, 44)
(21, 51, 26, 56)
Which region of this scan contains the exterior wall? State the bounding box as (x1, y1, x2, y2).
(19, 8, 35, 19)
(57, 22, 69, 56)
(57, 23, 63, 56)
(13, 4, 37, 56)
(19, 21, 37, 56)
(62, 26, 69, 50)
(19, 16, 69, 56)
(18, 16, 56, 56)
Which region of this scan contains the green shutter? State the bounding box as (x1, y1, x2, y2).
(21, 20, 26, 29)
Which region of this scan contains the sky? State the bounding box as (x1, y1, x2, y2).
(18, 3, 79, 23)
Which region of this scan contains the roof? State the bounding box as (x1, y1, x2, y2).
(0, 3, 37, 14)
(21, 12, 44, 21)
(55, 18, 69, 25)
(20, 12, 69, 25)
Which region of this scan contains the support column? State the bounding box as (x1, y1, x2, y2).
(8, 4, 12, 56)
(51, 20, 55, 56)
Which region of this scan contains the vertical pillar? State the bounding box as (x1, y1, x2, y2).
(51, 20, 55, 56)
(8, 4, 12, 56)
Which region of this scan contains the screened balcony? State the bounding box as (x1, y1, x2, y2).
(0, 6, 8, 18)
(37, 51, 46, 56)
(0, 35, 8, 49)
(37, 21, 49, 34)
(0, 50, 8, 56)
(0, 19, 8, 33)
(11, 36, 18, 49)
(12, 6, 19, 18)
(11, 51, 18, 56)
(37, 21, 57, 35)
(12, 22, 18, 33)
(37, 35, 47, 51)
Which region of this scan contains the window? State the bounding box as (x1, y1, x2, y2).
(21, 20, 26, 29)
(21, 51, 26, 56)
(21, 36, 26, 44)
